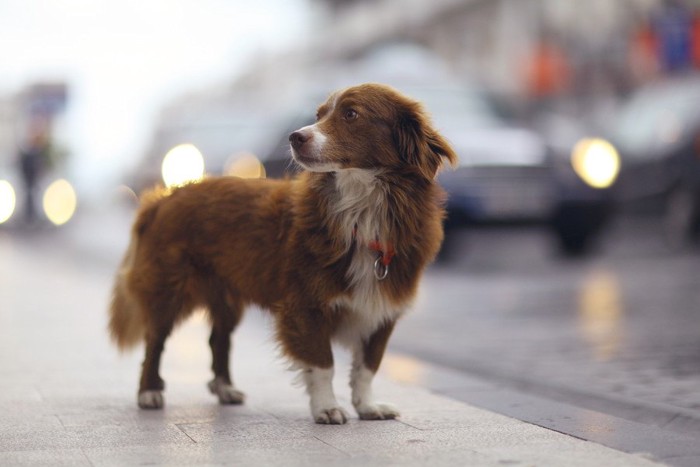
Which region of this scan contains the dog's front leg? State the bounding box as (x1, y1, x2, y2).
(301, 365, 348, 424)
(351, 320, 400, 420)
(277, 308, 348, 424)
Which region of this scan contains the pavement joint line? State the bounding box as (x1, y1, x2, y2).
(175, 423, 198, 444)
(520, 422, 589, 442)
(79, 448, 95, 467)
(396, 419, 426, 431)
(55, 414, 67, 429)
(312, 435, 351, 457)
(660, 413, 681, 430)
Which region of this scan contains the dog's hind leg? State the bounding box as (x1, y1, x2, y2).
(207, 296, 245, 405)
(138, 323, 173, 409)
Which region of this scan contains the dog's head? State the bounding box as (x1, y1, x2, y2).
(289, 83, 457, 179)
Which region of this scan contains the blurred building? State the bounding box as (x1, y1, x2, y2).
(216, 0, 684, 115)
(0, 95, 16, 169)
(134, 0, 700, 187)
(309, 0, 665, 96)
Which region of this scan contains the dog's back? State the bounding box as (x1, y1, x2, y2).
(109, 177, 295, 351)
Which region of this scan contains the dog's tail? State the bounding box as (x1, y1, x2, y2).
(108, 188, 165, 351)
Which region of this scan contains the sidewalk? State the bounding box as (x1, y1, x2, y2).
(0, 212, 667, 466)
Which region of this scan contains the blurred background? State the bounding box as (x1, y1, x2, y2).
(3, 0, 700, 251)
(2, 0, 700, 442)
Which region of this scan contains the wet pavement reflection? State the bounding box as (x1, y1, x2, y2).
(392, 216, 700, 431)
(577, 268, 623, 362)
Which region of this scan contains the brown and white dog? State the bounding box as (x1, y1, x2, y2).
(109, 83, 457, 424)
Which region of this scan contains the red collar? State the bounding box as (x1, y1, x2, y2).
(368, 240, 395, 267)
(351, 226, 395, 266)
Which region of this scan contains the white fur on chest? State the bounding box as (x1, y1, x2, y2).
(328, 169, 407, 346)
(331, 250, 406, 347)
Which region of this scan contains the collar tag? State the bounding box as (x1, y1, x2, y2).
(368, 240, 394, 281)
(374, 256, 389, 280)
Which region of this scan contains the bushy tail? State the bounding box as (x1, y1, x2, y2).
(108, 237, 143, 351)
(108, 188, 165, 351)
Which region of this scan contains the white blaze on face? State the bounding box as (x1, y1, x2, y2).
(300, 124, 327, 156)
(291, 124, 340, 172)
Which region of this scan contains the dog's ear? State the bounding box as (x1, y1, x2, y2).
(394, 102, 458, 179)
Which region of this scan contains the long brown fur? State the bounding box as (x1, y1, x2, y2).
(109, 83, 457, 420)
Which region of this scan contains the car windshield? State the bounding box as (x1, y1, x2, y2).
(160, 118, 271, 171)
(405, 86, 502, 132)
(399, 85, 544, 167)
(614, 81, 700, 158)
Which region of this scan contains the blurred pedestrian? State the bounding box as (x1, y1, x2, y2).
(653, 0, 693, 72)
(629, 20, 660, 84)
(691, 10, 700, 68)
(523, 33, 571, 115)
(17, 118, 51, 223)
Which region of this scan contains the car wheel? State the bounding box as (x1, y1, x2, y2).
(551, 203, 610, 257)
(664, 185, 700, 249)
(555, 227, 591, 256)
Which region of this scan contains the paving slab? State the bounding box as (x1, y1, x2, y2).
(0, 230, 669, 466)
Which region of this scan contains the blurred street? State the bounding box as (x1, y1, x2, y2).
(4, 0, 700, 465)
(396, 217, 700, 439)
(2, 204, 698, 464)
(53, 203, 700, 439)
(1, 207, 683, 466)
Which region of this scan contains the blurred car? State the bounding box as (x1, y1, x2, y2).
(429, 85, 617, 256)
(260, 44, 618, 256)
(605, 75, 700, 246)
(128, 91, 279, 193)
(134, 42, 618, 256)
(260, 81, 617, 256)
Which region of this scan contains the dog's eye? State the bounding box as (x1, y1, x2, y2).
(343, 109, 358, 121)
(315, 112, 321, 121)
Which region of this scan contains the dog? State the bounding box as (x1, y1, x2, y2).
(109, 83, 457, 424)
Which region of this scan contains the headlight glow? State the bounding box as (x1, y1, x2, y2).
(43, 179, 77, 226)
(224, 152, 266, 179)
(571, 138, 620, 189)
(161, 144, 205, 188)
(0, 180, 16, 224)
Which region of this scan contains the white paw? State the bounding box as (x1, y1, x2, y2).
(313, 407, 349, 425)
(208, 378, 245, 405)
(356, 402, 400, 421)
(138, 390, 164, 409)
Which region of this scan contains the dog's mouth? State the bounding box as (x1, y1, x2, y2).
(290, 149, 339, 173)
(291, 150, 316, 166)
(291, 148, 322, 169)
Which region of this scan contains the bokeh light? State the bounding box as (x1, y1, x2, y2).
(43, 179, 77, 226)
(161, 144, 205, 188)
(571, 138, 621, 189)
(224, 152, 266, 179)
(0, 180, 16, 224)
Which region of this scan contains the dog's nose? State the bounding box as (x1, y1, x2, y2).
(289, 130, 310, 150)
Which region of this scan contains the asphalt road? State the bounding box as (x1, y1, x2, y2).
(390, 216, 700, 438)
